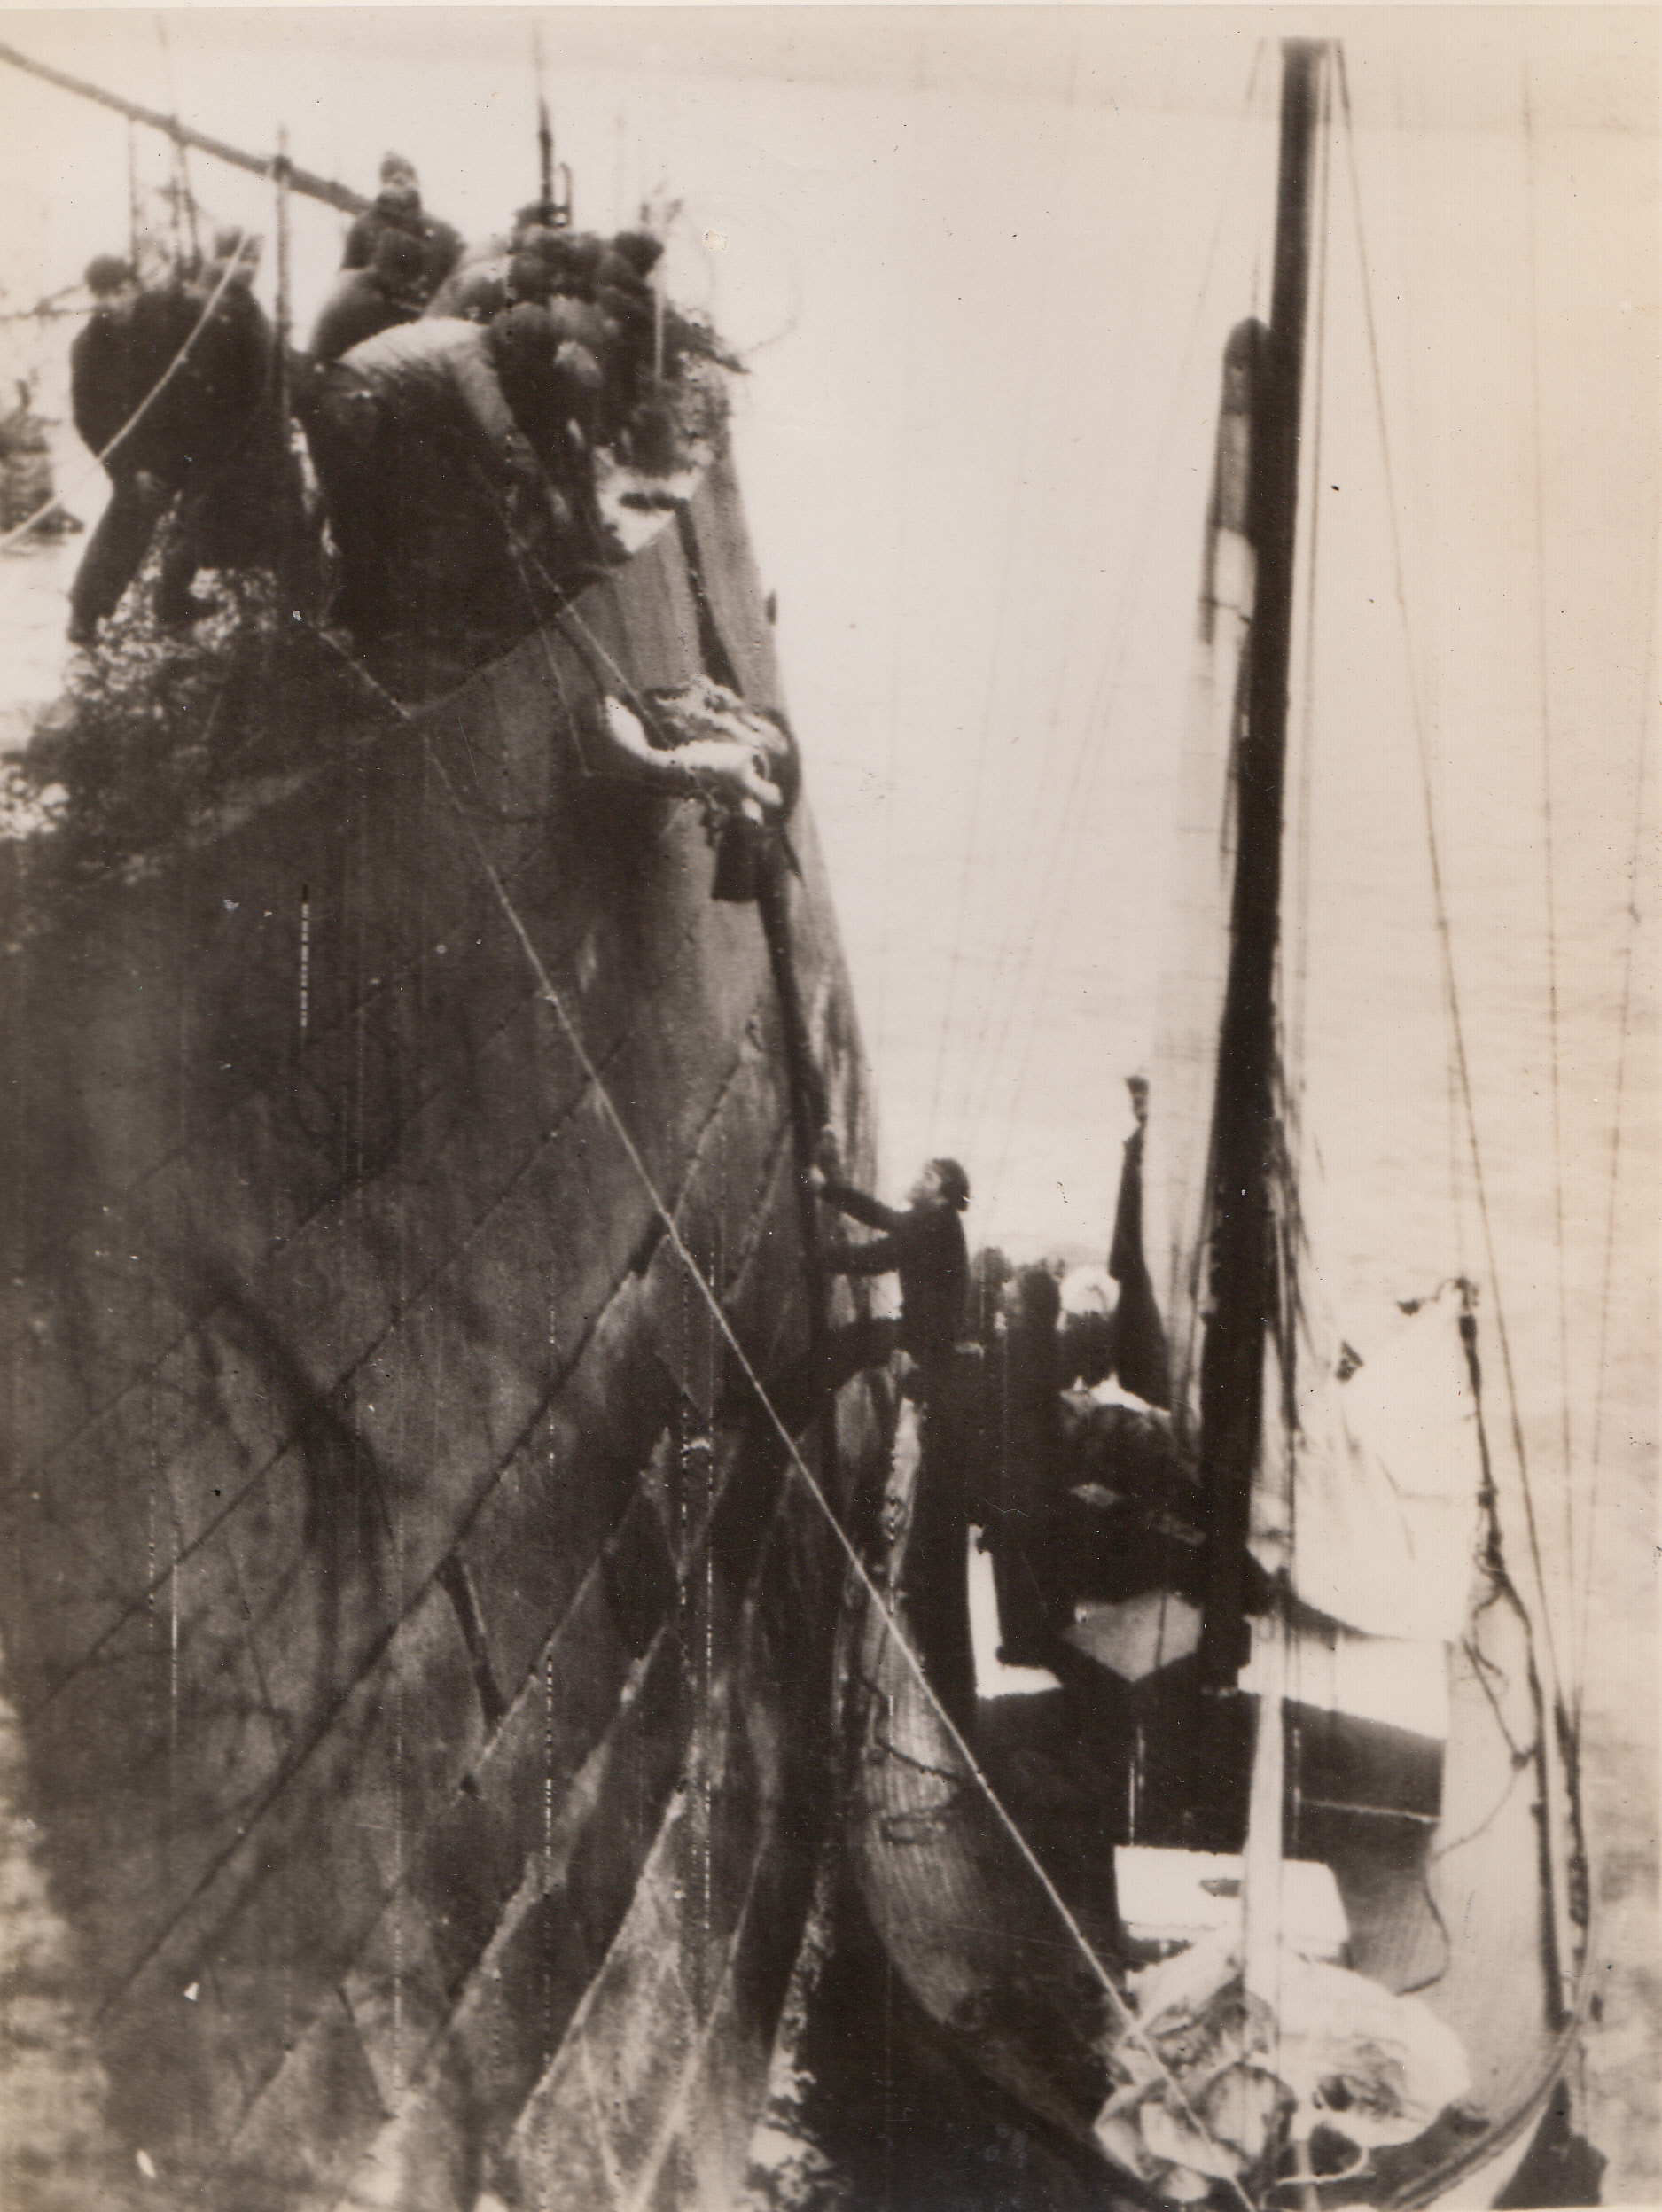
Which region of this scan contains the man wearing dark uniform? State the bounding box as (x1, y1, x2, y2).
(815, 1149, 971, 1389)
(67, 256, 195, 643)
(979, 1263, 1067, 1664)
(487, 300, 613, 566)
(589, 236, 659, 439)
(308, 230, 427, 363)
(341, 153, 463, 305)
(813, 1141, 977, 1722)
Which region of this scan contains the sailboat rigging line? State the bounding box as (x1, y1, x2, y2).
(300, 619, 1253, 2202)
(977, 68, 1283, 1163)
(874, 114, 927, 1068)
(1382, 66, 1467, 1300)
(1572, 551, 1656, 1733)
(1333, 47, 1569, 1708)
(1459, 1293, 1573, 2010)
(969, 58, 1278, 1200)
(1451, 1627, 1531, 1790)
(0, 233, 248, 552)
(925, 34, 1085, 1142)
(1521, 66, 1580, 1642)
(1393, 1856, 1454, 2001)
(963, 43, 1273, 1186)
(127, 119, 143, 276)
(0, 278, 90, 323)
(1283, 47, 1336, 1181)
(753, 850, 838, 1421)
(1428, 1749, 1529, 1871)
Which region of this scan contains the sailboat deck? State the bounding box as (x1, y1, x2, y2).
(969, 1578, 1568, 2203)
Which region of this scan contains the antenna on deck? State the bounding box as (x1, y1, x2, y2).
(154, 14, 200, 271)
(271, 123, 301, 640)
(534, 25, 553, 211)
(126, 121, 143, 274)
(530, 23, 573, 229)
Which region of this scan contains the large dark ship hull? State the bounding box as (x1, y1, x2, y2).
(0, 450, 876, 2209)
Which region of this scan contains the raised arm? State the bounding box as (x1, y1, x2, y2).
(818, 1180, 905, 1235)
(592, 696, 783, 819)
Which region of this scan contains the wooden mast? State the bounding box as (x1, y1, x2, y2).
(1195, 39, 1326, 1693)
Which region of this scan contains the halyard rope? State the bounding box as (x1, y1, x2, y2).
(1334, 49, 1569, 1717)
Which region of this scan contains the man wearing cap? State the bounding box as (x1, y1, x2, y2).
(308, 230, 427, 362)
(341, 154, 463, 305)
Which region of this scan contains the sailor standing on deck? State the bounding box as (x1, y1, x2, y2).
(66, 256, 141, 639)
(340, 153, 463, 305)
(979, 1262, 1067, 1664)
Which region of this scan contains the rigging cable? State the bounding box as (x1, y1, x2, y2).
(1386, 56, 1468, 1285)
(948, 69, 1182, 1149)
(971, 49, 1277, 1213)
(1332, 48, 1568, 1716)
(127, 120, 143, 275)
(153, 14, 199, 271)
(1521, 66, 1581, 1661)
(962, 43, 1272, 1188)
(924, 32, 1086, 1141)
(874, 105, 927, 1076)
(1572, 521, 1657, 1732)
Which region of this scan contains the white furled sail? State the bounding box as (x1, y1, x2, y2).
(1256, 1280, 1483, 1653)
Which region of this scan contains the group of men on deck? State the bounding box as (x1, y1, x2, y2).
(806, 1087, 1186, 1723)
(66, 152, 671, 650)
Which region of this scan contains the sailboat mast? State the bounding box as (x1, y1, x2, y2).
(1196, 39, 1325, 1690)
